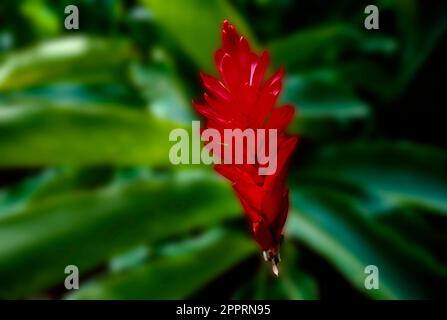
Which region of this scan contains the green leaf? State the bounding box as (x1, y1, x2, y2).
(0, 36, 134, 91)
(0, 168, 65, 217)
(377, 207, 447, 267)
(299, 141, 447, 213)
(287, 186, 447, 299)
(269, 23, 397, 69)
(269, 24, 357, 71)
(142, 0, 258, 72)
(109, 245, 150, 273)
(21, 0, 60, 38)
(336, 60, 397, 101)
(0, 167, 119, 219)
(1, 83, 146, 109)
(0, 104, 181, 166)
(130, 63, 194, 123)
(67, 229, 256, 299)
(0, 170, 241, 298)
(282, 72, 370, 139)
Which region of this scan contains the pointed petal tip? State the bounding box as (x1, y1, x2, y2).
(222, 19, 238, 43)
(199, 72, 214, 85)
(223, 19, 234, 32)
(272, 263, 279, 277)
(262, 251, 268, 261)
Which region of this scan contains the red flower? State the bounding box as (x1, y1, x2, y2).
(193, 20, 298, 274)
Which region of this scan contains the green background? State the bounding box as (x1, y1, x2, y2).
(0, 0, 446, 299)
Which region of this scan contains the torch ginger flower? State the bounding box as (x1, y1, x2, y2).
(193, 20, 298, 275)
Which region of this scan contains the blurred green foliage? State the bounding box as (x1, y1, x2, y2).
(0, 0, 446, 299)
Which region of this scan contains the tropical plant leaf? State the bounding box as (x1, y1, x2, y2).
(269, 24, 356, 70)
(0, 104, 181, 166)
(269, 24, 396, 71)
(377, 207, 447, 267)
(21, 0, 60, 38)
(287, 186, 447, 299)
(67, 229, 256, 299)
(282, 73, 370, 139)
(0, 36, 134, 91)
(298, 141, 447, 213)
(130, 63, 194, 123)
(0, 171, 241, 298)
(1, 83, 146, 109)
(142, 0, 258, 72)
(0, 167, 120, 219)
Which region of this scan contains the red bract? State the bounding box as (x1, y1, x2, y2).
(193, 20, 298, 274)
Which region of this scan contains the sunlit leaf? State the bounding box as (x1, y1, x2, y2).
(0, 36, 134, 91)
